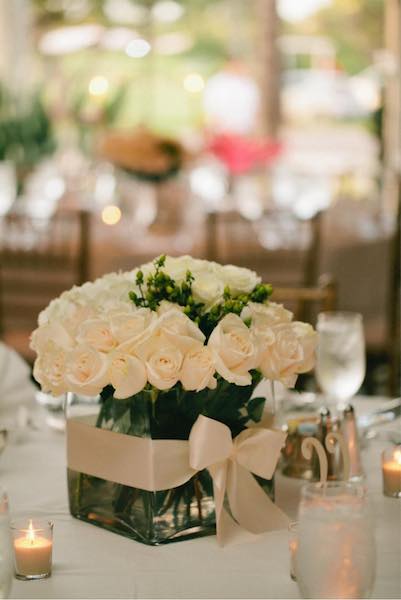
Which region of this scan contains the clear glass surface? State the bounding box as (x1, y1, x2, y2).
(316, 312, 366, 408)
(296, 482, 376, 599)
(0, 488, 12, 599)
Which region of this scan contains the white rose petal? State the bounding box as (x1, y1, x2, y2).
(108, 352, 147, 399)
(138, 335, 184, 390)
(110, 308, 156, 344)
(259, 322, 317, 387)
(157, 301, 184, 316)
(208, 313, 258, 386)
(192, 273, 224, 310)
(33, 342, 67, 396)
(163, 255, 211, 283)
(180, 345, 216, 391)
(221, 264, 260, 295)
(241, 301, 293, 328)
(157, 309, 205, 352)
(31, 322, 73, 353)
(65, 345, 109, 396)
(77, 319, 118, 353)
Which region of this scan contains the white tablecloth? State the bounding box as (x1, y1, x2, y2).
(1, 397, 400, 600)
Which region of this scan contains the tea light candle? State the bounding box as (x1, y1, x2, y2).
(11, 519, 53, 580)
(288, 521, 298, 581)
(382, 446, 401, 498)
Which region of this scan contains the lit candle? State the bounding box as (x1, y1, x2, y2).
(11, 519, 53, 580)
(288, 521, 298, 581)
(382, 446, 401, 498)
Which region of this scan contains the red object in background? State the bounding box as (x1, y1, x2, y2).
(208, 133, 283, 175)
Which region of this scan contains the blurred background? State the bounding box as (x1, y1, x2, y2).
(0, 0, 399, 395)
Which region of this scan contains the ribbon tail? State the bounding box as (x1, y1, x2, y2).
(227, 462, 289, 534)
(209, 462, 232, 546)
(210, 462, 255, 546)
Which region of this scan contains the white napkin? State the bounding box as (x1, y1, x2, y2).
(0, 342, 36, 417)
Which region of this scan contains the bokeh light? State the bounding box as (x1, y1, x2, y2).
(101, 205, 122, 225)
(125, 39, 151, 58)
(183, 73, 205, 94)
(88, 76, 109, 96)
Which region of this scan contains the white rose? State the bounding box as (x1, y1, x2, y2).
(156, 309, 205, 352)
(291, 322, 318, 374)
(259, 322, 317, 387)
(163, 255, 211, 283)
(38, 294, 80, 326)
(65, 345, 109, 396)
(208, 313, 259, 386)
(180, 345, 216, 391)
(110, 308, 157, 344)
(33, 342, 67, 396)
(241, 301, 293, 329)
(63, 306, 99, 337)
(220, 264, 261, 295)
(31, 322, 73, 353)
(77, 319, 118, 353)
(192, 273, 224, 309)
(139, 335, 184, 390)
(157, 301, 184, 316)
(108, 352, 147, 399)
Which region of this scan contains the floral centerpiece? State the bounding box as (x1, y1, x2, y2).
(31, 255, 317, 546)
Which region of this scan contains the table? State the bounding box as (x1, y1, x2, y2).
(1, 397, 400, 599)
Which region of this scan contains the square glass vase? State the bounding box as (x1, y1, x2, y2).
(66, 386, 275, 546)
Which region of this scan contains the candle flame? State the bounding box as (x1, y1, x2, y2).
(26, 519, 35, 545)
(395, 450, 401, 465)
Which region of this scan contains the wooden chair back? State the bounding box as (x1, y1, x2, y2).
(205, 209, 323, 288)
(271, 274, 337, 324)
(0, 209, 90, 361)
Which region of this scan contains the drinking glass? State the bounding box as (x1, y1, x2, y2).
(316, 312, 366, 410)
(0, 487, 12, 599)
(296, 482, 376, 599)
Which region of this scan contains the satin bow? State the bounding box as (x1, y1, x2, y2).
(189, 415, 289, 546)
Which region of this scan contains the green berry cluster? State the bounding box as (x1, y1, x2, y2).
(129, 255, 205, 321)
(199, 282, 273, 337)
(128, 255, 273, 338)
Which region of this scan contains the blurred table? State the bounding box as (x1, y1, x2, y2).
(1, 396, 400, 599)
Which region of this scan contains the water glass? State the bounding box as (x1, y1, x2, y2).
(296, 482, 375, 599)
(0, 488, 12, 599)
(316, 312, 366, 409)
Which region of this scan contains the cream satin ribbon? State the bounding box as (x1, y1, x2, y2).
(67, 414, 288, 545)
(189, 415, 289, 545)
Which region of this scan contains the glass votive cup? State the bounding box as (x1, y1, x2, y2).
(288, 521, 298, 581)
(10, 519, 53, 580)
(382, 446, 401, 498)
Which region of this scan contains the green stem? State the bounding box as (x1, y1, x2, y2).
(75, 472, 84, 509)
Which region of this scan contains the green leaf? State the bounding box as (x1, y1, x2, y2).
(247, 396, 266, 423)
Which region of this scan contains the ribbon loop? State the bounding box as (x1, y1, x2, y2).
(188, 415, 289, 545)
(234, 427, 287, 480)
(189, 415, 233, 471)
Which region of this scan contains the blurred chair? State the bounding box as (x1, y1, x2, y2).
(271, 273, 337, 324)
(205, 210, 323, 288)
(0, 209, 90, 363)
